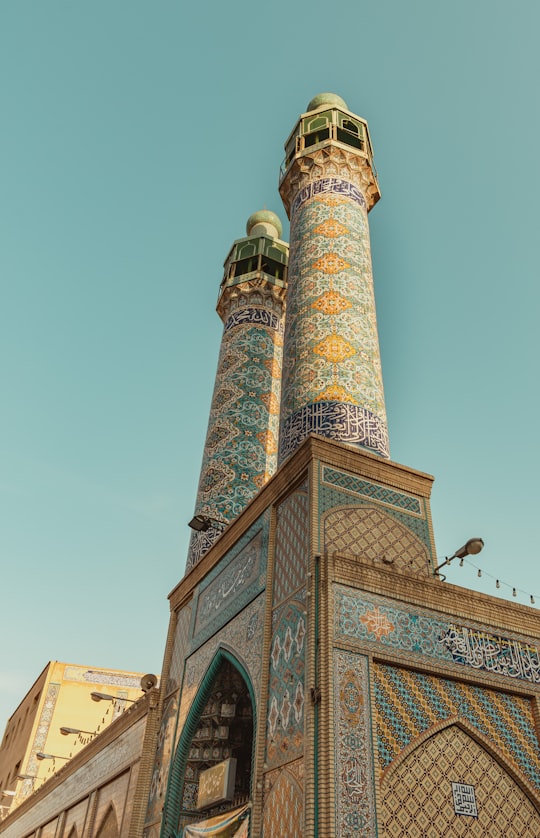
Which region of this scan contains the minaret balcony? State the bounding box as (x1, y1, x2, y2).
(218, 235, 288, 304)
(279, 107, 378, 185)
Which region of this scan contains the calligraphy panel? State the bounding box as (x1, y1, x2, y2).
(335, 585, 540, 687)
(333, 650, 377, 837)
(192, 528, 266, 650)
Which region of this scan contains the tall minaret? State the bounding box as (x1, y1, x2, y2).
(186, 211, 288, 571)
(278, 93, 389, 462)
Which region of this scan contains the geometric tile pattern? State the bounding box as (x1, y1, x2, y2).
(266, 601, 306, 769)
(335, 586, 540, 689)
(373, 664, 540, 788)
(262, 760, 304, 837)
(142, 604, 193, 828)
(167, 604, 192, 695)
(325, 508, 430, 575)
(187, 306, 284, 569)
(146, 694, 179, 823)
(319, 484, 432, 550)
(279, 180, 389, 461)
(273, 487, 309, 607)
(333, 650, 377, 837)
(322, 466, 421, 514)
(380, 724, 540, 836)
(22, 681, 61, 794)
(192, 529, 265, 648)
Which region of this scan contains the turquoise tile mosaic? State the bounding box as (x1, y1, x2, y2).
(333, 649, 377, 837)
(374, 663, 540, 789)
(265, 600, 306, 769)
(322, 466, 421, 514)
(272, 483, 309, 608)
(190, 516, 268, 652)
(279, 178, 388, 461)
(187, 317, 284, 569)
(335, 585, 540, 688)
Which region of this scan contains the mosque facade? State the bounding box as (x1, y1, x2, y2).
(144, 94, 540, 837)
(2, 94, 540, 838)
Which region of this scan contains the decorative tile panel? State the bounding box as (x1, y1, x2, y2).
(146, 694, 179, 823)
(188, 310, 284, 569)
(380, 723, 540, 836)
(223, 308, 284, 334)
(322, 466, 421, 515)
(333, 650, 377, 837)
(273, 486, 308, 607)
(265, 601, 306, 769)
(63, 668, 142, 688)
(167, 604, 192, 695)
(335, 586, 540, 688)
(192, 528, 266, 649)
(22, 681, 61, 794)
(373, 663, 540, 788)
(145, 605, 192, 827)
(262, 760, 304, 837)
(279, 180, 389, 461)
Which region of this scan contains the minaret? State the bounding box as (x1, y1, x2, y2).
(278, 93, 389, 462)
(186, 211, 288, 571)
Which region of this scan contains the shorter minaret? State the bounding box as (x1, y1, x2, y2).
(186, 211, 288, 571)
(278, 93, 389, 462)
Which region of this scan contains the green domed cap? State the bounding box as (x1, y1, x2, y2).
(246, 210, 282, 239)
(307, 92, 348, 111)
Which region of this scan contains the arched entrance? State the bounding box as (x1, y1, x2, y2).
(380, 722, 540, 836)
(162, 649, 255, 837)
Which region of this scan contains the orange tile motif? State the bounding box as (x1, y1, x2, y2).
(313, 218, 349, 238)
(313, 334, 356, 364)
(312, 252, 350, 274)
(311, 290, 352, 315)
(360, 606, 395, 640)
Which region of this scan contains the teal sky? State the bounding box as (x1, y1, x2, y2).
(2, 1, 539, 728)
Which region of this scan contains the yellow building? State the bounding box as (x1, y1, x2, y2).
(0, 661, 148, 819)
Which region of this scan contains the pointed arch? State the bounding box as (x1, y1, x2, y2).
(380, 719, 540, 836)
(95, 805, 119, 838)
(161, 647, 257, 838)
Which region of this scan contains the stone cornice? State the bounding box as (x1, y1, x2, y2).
(330, 553, 540, 640)
(279, 144, 381, 216)
(216, 275, 287, 322)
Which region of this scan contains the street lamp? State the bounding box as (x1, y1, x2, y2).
(434, 538, 485, 579)
(90, 691, 137, 703)
(60, 727, 95, 736)
(188, 514, 227, 532)
(36, 752, 70, 761)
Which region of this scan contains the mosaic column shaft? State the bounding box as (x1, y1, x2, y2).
(278, 93, 389, 462)
(186, 212, 288, 571)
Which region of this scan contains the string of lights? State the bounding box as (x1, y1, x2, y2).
(446, 555, 537, 606)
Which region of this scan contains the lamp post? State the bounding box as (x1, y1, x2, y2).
(90, 691, 137, 703)
(434, 538, 485, 580)
(36, 752, 70, 761)
(60, 726, 95, 736)
(188, 514, 227, 533)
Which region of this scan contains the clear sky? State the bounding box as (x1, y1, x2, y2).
(1, 1, 539, 729)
